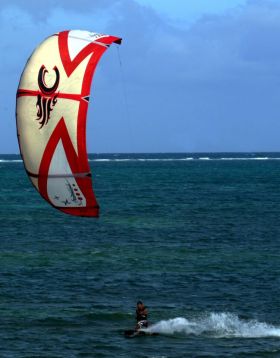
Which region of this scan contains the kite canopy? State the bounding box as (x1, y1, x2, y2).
(16, 30, 122, 217)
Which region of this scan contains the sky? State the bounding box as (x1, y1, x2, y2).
(1, 0, 280, 153)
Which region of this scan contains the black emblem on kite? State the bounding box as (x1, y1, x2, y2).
(36, 65, 60, 128)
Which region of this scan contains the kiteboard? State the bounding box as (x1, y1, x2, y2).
(124, 329, 159, 338)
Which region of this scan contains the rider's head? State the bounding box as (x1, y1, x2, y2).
(137, 300, 144, 309)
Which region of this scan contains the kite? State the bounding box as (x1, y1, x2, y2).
(16, 30, 122, 217)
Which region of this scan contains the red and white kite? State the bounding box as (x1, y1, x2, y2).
(16, 30, 122, 217)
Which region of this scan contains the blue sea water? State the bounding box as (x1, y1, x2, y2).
(1, 152, 280, 357)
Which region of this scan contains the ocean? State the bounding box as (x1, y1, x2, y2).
(1, 152, 280, 357)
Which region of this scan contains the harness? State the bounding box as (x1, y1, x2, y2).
(136, 308, 147, 322)
(137, 320, 148, 329)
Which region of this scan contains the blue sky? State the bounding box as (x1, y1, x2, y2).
(136, 0, 247, 25)
(1, 0, 280, 153)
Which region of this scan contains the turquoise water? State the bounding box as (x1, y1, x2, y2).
(1, 153, 280, 357)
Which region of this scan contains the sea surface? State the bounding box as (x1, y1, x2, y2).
(1, 152, 280, 357)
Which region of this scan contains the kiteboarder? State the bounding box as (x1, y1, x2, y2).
(124, 301, 157, 337)
(135, 301, 148, 329)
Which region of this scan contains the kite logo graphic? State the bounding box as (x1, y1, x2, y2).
(36, 65, 60, 129)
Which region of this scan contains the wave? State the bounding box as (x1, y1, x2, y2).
(0, 159, 23, 163)
(143, 312, 280, 338)
(220, 157, 272, 161)
(90, 157, 280, 162)
(90, 158, 195, 162)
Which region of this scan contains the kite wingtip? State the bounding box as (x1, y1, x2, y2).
(115, 38, 122, 45)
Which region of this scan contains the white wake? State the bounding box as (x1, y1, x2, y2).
(144, 312, 280, 338)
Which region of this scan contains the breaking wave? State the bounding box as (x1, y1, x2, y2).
(89, 157, 280, 162)
(91, 158, 195, 162)
(0, 159, 23, 163)
(144, 312, 280, 338)
(220, 157, 271, 160)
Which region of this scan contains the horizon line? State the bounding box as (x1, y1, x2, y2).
(2, 151, 280, 155)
